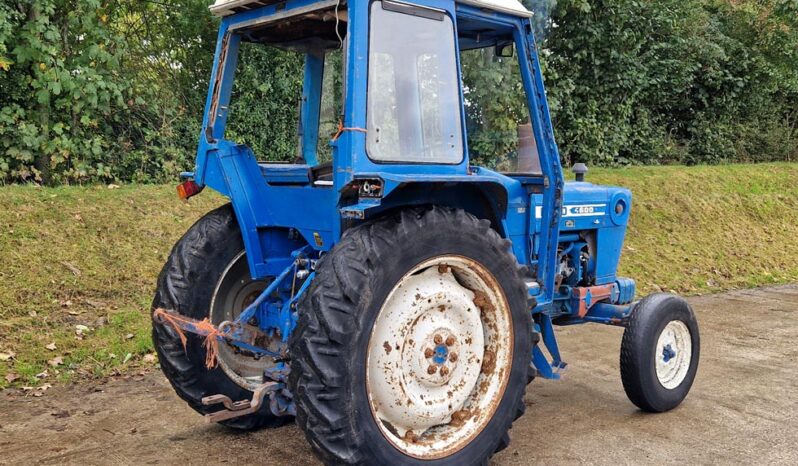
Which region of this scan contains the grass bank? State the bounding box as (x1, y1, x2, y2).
(1, 163, 797, 389)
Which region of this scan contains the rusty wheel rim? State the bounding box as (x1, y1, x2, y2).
(210, 251, 279, 390)
(366, 255, 514, 459)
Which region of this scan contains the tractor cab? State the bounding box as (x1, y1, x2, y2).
(195, 0, 567, 300)
(205, 0, 541, 175)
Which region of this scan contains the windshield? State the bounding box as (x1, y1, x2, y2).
(367, 1, 463, 164)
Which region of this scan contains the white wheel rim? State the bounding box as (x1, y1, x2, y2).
(655, 320, 692, 390)
(366, 256, 513, 459)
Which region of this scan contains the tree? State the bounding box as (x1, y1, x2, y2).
(0, 0, 795, 184)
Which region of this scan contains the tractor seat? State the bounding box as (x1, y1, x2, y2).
(310, 162, 333, 183)
(258, 162, 333, 186)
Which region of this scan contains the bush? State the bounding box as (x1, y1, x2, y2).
(0, 0, 795, 184)
(542, 0, 798, 166)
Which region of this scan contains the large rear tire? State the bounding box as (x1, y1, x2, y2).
(289, 207, 536, 465)
(151, 204, 288, 430)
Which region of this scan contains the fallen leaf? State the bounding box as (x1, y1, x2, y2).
(122, 353, 132, 364)
(124, 333, 134, 340)
(30, 383, 52, 397)
(4, 373, 19, 383)
(61, 261, 82, 277)
(67, 310, 82, 316)
(107, 184, 120, 189)
(0, 351, 15, 361)
(142, 353, 157, 364)
(45, 342, 57, 351)
(48, 356, 64, 367)
(35, 370, 49, 379)
(60, 299, 73, 307)
(28, 310, 37, 318)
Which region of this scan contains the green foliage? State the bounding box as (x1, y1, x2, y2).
(0, 0, 216, 184)
(226, 44, 304, 161)
(541, 0, 798, 166)
(461, 48, 528, 170)
(0, 0, 796, 184)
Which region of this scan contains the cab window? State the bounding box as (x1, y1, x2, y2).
(367, 1, 463, 164)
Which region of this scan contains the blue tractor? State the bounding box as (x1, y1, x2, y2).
(152, 0, 701, 463)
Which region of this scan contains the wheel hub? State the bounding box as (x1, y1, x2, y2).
(655, 320, 692, 389)
(210, 251, 280, 390)
(416, 329, 461, 386)
(431, 343, 450, 365)
(662, 344, 676, 363)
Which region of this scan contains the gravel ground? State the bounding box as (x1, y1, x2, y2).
(1, 285, 796, 465)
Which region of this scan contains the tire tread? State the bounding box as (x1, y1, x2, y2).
(289, 206, 538, 465)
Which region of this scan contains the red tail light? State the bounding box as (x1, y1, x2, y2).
(177, 180, 202, 200)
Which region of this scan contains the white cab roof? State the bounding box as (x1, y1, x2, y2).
(457, 0, 532, 18)
(211, 0, 532, 18)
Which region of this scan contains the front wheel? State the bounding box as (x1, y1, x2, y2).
(289, 207, 536, 465)
(620, 293, 700, 412)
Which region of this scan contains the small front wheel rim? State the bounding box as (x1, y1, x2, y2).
(366, 256, 514, 459)
(655, 320, 692, 389)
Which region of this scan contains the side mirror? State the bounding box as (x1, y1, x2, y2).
(495, 42, 515, 58)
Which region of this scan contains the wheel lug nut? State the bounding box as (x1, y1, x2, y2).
(449, 352, 458, 362)
(424, 348, 434, 358)
(433, 334, 443, 345)
(439, 366, 449, 376)
(445, 336, 456, 347)
(427, 365, 437, 375)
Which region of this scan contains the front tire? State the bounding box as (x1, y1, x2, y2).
(289, 207, 536, 465)
(620, 293, 700, 412)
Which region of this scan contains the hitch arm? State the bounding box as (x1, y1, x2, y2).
(201, 382, 276, 423)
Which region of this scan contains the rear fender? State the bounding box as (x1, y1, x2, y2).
(199, 141, 327, 279)
(348, 176, 531, 267)
(381, 181, 508, 235)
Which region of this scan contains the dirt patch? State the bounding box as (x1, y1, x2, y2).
(1, 285, 797, 465)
